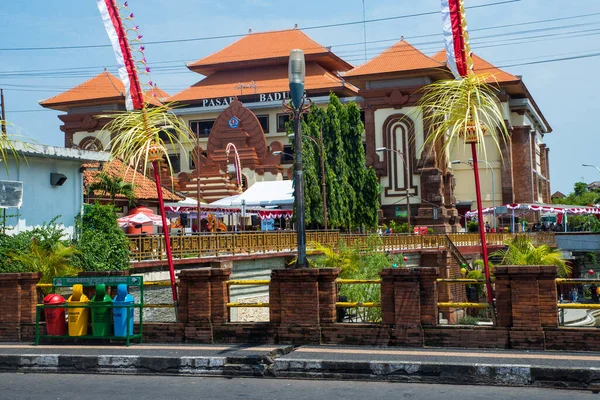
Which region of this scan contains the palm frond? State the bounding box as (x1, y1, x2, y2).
(0, 123, 31, 173)
(417, 74, 510, 162)
(98, 103, 193, 179)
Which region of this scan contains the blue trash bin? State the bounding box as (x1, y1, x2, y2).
(113, 284, 134, 337)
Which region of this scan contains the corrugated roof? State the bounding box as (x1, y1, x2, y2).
(40, 71, 170, 110)
(431, 50, 520, 83)
(169, 63, 353, 103)
(187, 28, 352, 74)
(345, 40, 443, 77)
(84, 158, 184, 202)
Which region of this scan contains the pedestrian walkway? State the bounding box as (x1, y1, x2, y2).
(1, 342, 600, 390)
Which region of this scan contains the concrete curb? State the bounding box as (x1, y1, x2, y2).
(1, 353, 600, 391)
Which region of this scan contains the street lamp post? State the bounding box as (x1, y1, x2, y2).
(452, 159, 496, 231)
(582, 164, 600, 175)
(283, 49, 311, 268)
(376, 147, 411, 234)
(274, 138, 328, 231)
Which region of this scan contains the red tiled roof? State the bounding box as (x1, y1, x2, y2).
(169, 63, 355, 103)
(431, 50, 520, 83)
(187, 29, 352, 74)
(40, 71, 170, 110)
(345, 40, 443, 77)
(84, 158, 184, 202)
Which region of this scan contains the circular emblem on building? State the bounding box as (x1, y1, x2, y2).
(228, 116, 240, 129)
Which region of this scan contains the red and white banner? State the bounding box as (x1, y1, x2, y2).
(97, 0, 144, 110)
(441, 0, 468, 78)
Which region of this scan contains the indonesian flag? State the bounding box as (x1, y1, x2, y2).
(441, 0, 468, 78)
(97, 0, 144, 110)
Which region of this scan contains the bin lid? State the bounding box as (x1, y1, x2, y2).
(114, 284, 129, 301)
(91, 284, 111, 302)
(67, 284, 89, 303)
(43, 293, 65, 305)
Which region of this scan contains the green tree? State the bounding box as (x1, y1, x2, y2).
(290, 93, 380, 230)
(72, 203, 130, 271)
(87, 172, 137, 205)
(491, 235, 571, 277)
(553, 181, 600, 207)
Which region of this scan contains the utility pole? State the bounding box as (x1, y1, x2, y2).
(1, 89, 6, 136)
(1, 89, 6, 233)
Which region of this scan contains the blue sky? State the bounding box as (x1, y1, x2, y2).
(0, 0, 598, 194)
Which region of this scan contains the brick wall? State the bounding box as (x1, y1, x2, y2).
(9, 263, 600, 352)
(511, 126, 535, 204)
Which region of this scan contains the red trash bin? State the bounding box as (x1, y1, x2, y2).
(43, 294, 66, 336)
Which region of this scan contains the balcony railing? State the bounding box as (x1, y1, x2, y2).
(126, 231, 556, 262)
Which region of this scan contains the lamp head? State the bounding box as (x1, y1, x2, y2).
(288, 49, 305, 108)
(273, 151, 283, 155)
(375, 147, 388, 152)
(450, 160, 462, 165)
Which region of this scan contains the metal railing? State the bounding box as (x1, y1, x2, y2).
(436, 278, 491, 314)
(126, 231, 556, 262)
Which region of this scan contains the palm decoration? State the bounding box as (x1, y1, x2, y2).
(95, 0, 193, 313)
(419, 74, 509, 159)
(86, 172, 136, 205)
(416, 0, 512, 320)
(491, 235, 571, 278)
(0, 122, 29, 173)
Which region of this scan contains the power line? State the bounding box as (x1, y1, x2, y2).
(0, 0, 519, 52)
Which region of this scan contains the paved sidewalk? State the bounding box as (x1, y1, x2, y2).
(1, 343, 600, 391)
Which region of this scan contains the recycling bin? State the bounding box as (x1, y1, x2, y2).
(43, 294, 66, 336)
(113, 284, 134, 337)
(67, 284, 90, 336)
(91, 284, 112, 337)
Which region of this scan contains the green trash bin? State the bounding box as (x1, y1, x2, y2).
(91, 284, 112, 337)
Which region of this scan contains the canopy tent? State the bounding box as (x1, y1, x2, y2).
(464, 203, 600, 232)
(465, 203, 600, 218)
(230, 181, 294, 208)
(210, 195, 240, 207)
(117, 211, 170, 228)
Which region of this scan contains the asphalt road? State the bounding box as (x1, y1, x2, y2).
(0, 373, 597, 400)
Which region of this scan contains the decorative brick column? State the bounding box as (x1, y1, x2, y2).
(494, 266, 550, 349)
(492, 266, 513, 328)
(270, 268, 320, 344)
(381, 268, 423, 346)
(0, 274, 22, 341)
(317, 269, 339, 324)
(19, 272, 42, 324)
(538, 265, 558, 328)
(417, 268, 439, 326)
(178, 266, 232, 343)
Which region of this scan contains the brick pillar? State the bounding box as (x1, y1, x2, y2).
(418, 268, 439, 326)
(494, 266, 546, 349)
(380, 268, 423, 346)
(538, 265, 558, 328)
(0, 274, 21, 341)
(493, 266, 513, 328)
(209, 268, 231, 325)
(317, 269, 339, 324)
(178, 269, 213, 342)
(270, 268, 320, 344)
(19, 272, 42, 324)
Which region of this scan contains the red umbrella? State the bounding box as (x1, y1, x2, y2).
(117, 211, 170, 228)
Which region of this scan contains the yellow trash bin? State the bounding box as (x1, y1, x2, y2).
(67, 284, 90, 336)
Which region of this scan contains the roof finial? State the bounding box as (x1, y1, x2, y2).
(248, 28, 252, 34)
(294, 24, 298, 29)
(400, 36, 404, 41)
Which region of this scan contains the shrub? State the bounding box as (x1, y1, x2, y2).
(458, 316, 480, 325)
(72, 203, 130, 271)
(0, 217, 70, 274)
(311, 235, 405, 322)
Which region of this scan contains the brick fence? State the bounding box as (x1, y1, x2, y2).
(4, 265, 600, 351)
